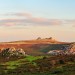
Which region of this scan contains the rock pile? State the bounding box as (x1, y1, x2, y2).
(0, 47, 26, 57)
(48, 43, 75, 55)
(65, 43, 75, 54)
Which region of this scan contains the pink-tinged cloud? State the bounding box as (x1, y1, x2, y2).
(31, 17, 47, 22)
(49, 19, 62, 25)
(6, 12, 32, 18)
(14, 13, 32, 18)
(1, 12, 75, 27)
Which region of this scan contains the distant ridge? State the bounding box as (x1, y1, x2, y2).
(0, 37, 69, 44)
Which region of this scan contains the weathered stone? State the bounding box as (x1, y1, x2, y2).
(0, 47, 26, 57)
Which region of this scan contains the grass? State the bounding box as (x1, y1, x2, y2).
(0, 55, 75, 75)
(25, 55, 43, 62)
(1, 55, 43, 70)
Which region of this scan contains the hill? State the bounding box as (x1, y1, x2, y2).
(0, 37, 65, 44)
(0, 38, 71, 55)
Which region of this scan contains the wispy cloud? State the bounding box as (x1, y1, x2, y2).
(0, 12, 75, 27)
(7, 12, 32, 18)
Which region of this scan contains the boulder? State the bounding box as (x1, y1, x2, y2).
(0, 47, 26, 57)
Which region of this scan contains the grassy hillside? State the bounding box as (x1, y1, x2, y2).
(0, 55, 75, 75)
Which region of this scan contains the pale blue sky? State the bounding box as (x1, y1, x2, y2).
(0, 0, 75, 42)
(0, 0, 75, 19)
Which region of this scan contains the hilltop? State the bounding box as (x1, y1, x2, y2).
(0, 37, 66, 44)
(0, 37, 73, 56)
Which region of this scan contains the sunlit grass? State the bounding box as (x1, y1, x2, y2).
(2, 55, 43, 70)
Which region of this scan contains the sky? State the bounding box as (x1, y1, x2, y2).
(0, 0, 75, 42)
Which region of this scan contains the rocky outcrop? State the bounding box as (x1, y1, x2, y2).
(0, 47, 26, 57)
(65, 43, 75, 54)
(48, 43, 75, 55)
(47, 50, 64, 55)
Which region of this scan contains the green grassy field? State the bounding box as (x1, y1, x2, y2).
(0, 55, 75, 75)
(1, 55, 43, 70)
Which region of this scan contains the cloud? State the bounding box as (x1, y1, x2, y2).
(11, 12, 32, 18)
(49, 19, 63, 25)
(0, 18, 63, 27)
(0, 12, 75, 27)
(10, 13, 63, 25)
